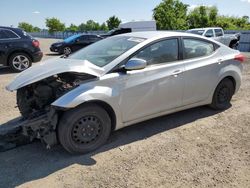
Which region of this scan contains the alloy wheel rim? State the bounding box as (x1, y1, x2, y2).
(72, 115, 102, 144)
(64, 47, 71, 55)
(12, 55, 30, 71)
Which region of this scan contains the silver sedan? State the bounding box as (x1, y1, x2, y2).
(7, 31, 245, 154)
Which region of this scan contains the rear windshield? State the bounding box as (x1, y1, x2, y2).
(187, 30, 205, 35)
(64, 34, 81, 43)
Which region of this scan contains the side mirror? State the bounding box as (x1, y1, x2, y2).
(125, 58, 147, 71)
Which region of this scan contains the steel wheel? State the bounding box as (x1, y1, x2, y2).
(58, 104, 111, 154)
(210, 78, 234, 110)
(63, 47, 72, 55)
(72, 115, 103, 145)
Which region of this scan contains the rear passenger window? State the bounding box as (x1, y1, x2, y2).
(183, 39, 214, 59)
(134, 39, 179, 66)
(215, 29, 223, 37)
(0, 30, 6, 39)
(3, 30, 19, 39)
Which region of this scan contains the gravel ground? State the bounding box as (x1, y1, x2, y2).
(0, 39, 249, 188)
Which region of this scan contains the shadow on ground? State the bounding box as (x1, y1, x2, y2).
(45, 53, 61, 56)
(0, 67, 15, 75)
(0, 106, 222, 187)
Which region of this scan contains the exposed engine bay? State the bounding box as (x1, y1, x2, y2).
(0, 73, 96, 151)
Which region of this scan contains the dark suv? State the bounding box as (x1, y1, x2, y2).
(0, 26, 43, 72)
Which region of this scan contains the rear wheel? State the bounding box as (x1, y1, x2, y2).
(9, 52, 32, 72)
(58, 104, 111, 154)
(210, 78, 235, 110)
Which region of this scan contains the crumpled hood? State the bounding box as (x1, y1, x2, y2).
(6, 57, 105, 91)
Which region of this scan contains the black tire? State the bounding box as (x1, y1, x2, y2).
(9, 52, 32, 72)
(63, 46, 72, 55)
(210, 78, 235, 110)
(16, 87, 33, 118)
(58, 104, 111, 154)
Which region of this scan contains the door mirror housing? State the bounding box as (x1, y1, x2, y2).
(125, 58, 147, 71)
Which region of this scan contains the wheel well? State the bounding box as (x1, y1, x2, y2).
(229, 39, 238, 47)
(222, 76, 236, 93)
(7, 51, 33, 65)
(85, 101, 117, 132)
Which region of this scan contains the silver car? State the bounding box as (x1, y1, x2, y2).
(6, 31, 245, 154)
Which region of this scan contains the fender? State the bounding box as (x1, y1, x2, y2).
(52, 81, 123, 130)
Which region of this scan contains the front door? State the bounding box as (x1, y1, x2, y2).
(119, 38, 185, 123)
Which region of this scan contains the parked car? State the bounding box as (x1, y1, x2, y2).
(187, 27, 240, 49)
(0, 26, 43, 72)
(101, 21, 157, 38)
(50, 34, 103, 55)
(7, 31, 245, 154)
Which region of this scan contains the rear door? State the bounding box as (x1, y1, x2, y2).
(214, 29, 224, 43)
(181, 37, 221, 105)
(0, 29, 7, 65)
(0, 29, 20, 65)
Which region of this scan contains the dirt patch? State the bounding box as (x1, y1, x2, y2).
(0, 40, 249, 188)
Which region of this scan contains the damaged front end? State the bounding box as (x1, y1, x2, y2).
(1, 58, 103, 152)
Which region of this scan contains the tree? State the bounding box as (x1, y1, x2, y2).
(85, 20, 100, 30)
(153, 0, 189, 30)
(18, 22, 34, 32)
(100, 22, 108, 31)
(78, 23, 87, 31)
(187, 6, 218, 28)
(66, 23, 79, 32)
(45, 17, 65, 33)
(106, 16, 121, 30)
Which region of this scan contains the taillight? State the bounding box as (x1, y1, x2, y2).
(234, 54, 246, 63)
(32, 40, 40, 48)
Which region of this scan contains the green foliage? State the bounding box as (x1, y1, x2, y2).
(106, 16, 121, 30)
(66, 24, 79, 32)
(153, 0, 189, 30)
(100, 22, 108, 31)
(153, 0, 250, 30)
(78, 20, 108, 31)
(18, 22, 40, 32)
(187, 6, 218, 28)
(45, 17, 65, 33)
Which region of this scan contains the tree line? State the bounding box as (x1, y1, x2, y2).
(18, 16, 121, 33)
(18, 0, 250, 33)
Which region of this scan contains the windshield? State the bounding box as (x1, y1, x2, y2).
(106, 29, 116, 35)
(68, 36, 145, 67)
(64, 34, 81, 43)
(187, 30, 205, 35)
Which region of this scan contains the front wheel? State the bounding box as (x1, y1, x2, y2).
(58, 104, 111, 154)
(63, 46, 72, 55)
(210, 78, 235, 110)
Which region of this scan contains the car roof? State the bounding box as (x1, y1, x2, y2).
(189, 27, 222, 31)
(120, 31, 205, 40)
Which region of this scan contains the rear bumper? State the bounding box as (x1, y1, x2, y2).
(32, 51, 43, 62)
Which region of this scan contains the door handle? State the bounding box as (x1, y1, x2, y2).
(172, 70, 182, 77)
(217, 59, 223, 65)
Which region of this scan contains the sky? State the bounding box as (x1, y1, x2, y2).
(0, 0, 250, 29)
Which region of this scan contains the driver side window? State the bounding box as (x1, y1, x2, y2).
(133, 39, 179, 66)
